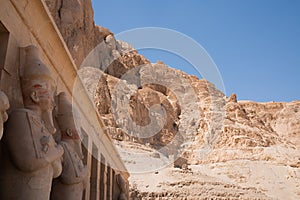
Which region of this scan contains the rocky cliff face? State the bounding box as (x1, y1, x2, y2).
(45, 1, 300, 199)
(45, 0, 111, 67)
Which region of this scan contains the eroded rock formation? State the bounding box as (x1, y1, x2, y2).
(44, 0, 149, 71)
(45, 0, 300, 199)
(44, 0, 111, 67)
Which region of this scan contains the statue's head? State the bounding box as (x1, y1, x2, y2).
(21, 45, 56, 134)
(21, 45, 55, 111)
(55, 92, 83, 157)
(0, 91, 9, 139)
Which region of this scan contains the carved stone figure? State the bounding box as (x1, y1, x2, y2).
(0, 45, 64, 200)
(51, 92, 89, 200)
(0, 91, 9, 139)
(113, 173, 129, 200)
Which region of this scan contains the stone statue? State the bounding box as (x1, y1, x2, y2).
(51, 92, 89, 200)
(0, 91, 9, 140)
(113, 173, 129, 200)
(0, 45, 64, 200)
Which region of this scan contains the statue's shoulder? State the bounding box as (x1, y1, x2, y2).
(10, 108, 38, 118)
(7, 108, 29, 120)
(4, 109, 38, 142)
(8, 108, 42, 128)
(10, 108, 31, 115)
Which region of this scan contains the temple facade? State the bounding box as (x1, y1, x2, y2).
(0, 0, 129, 199)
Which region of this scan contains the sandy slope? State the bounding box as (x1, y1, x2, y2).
(116, 141, 300, 199)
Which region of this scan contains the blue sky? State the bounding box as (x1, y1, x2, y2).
(92, 0, 300, 102)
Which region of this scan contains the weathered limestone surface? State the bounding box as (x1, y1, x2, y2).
(44, 0, 149, 71)
(0, 45, 64, 200)
(92, 37, 300, 200)
(44, 0, 300, 199)
(51, 92, 89, 200)
(44, 0, 111, 67)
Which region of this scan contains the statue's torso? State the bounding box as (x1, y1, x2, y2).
(51, 141, 87, 200)
(0, 109, 58, 200)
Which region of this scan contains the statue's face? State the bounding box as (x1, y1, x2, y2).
(0, 112, 8, 139)
(26, 79, 56, 134)
(0, 93, 9, 139)
(62, 128, 83, 158)
(33, 80, 55, 112)
(0, 116, 7, 139)
(38, 92, 54, 112)
(0, 120, 3, 139)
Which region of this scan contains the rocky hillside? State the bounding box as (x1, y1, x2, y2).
(45, 0, 132, 68)
(45, 0, 300, 199)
